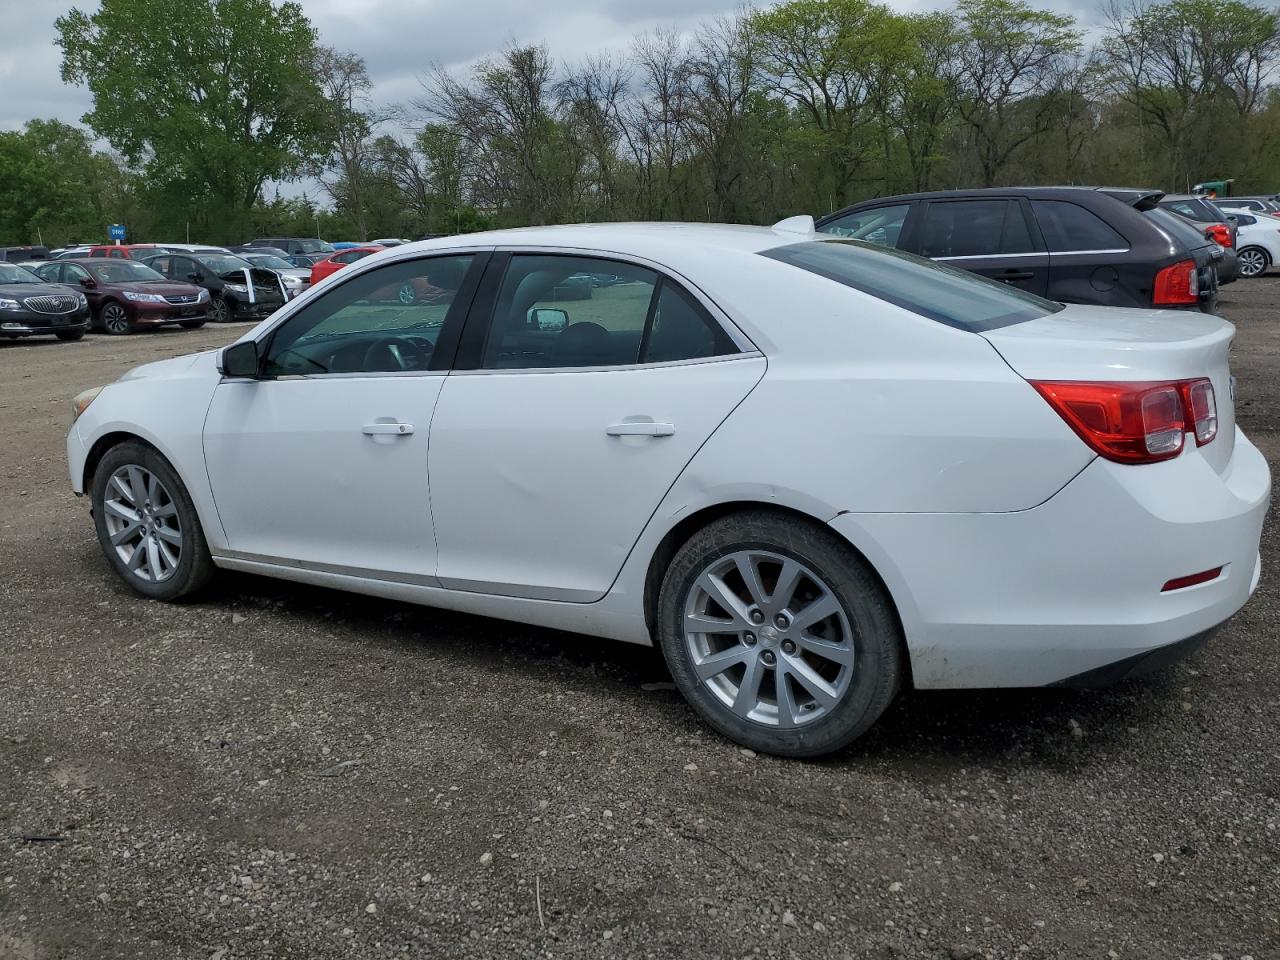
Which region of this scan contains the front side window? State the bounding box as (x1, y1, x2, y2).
(818, 204, 911, 248)
(263, 254, 476, 377)
(64, 264, 93, 284)
(33, 263, 61, 282)
(1031, 200, 1128, 252)
(481, 255, 737, 370)
(918, 200, 1034, 258)
(760, 239, 1062, 332)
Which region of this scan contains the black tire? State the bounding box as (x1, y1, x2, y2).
(657, 509, 902, 758)
(179, 319, 207, 329)
(90, 441, 216, 601)
(99, 301, 134, 335)
(56, 329, 86, 341)
(210, 296, 231, 323)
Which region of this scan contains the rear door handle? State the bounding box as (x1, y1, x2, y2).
(606, 421, 675, 437)
(362, 421, 414, 436)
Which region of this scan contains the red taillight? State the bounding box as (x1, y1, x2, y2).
(1153, 259, 1199, 305)
(1161, 566, 1224, 592)
(1205, 223, 1232, 247)
(1031, 378, 1218, 464)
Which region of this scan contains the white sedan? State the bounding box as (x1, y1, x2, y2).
(1220, 208, 1280, 278)
(66, 220, 1271, 757)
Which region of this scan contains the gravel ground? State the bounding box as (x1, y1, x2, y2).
(0, 286, 1276, 960)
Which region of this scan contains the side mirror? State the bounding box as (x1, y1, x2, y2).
(79, 276, 97, 288)
(528, 307, 569, 331)
(219, 340, 260, 378)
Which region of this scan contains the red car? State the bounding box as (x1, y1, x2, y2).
(34, 258, 210, 335)
(309, 245, 385, 286)
(86, 244, 165, 260)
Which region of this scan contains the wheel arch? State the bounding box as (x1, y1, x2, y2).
(640, 500, 913, 686)
(1238, 244, 1271, 266)
(82, 430, 159, 493)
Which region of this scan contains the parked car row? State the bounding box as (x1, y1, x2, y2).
(817, 185, 1276, 314)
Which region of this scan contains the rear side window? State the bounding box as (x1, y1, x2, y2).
(818, 204, 911, 248)
(1031, 200, 1128, 252)
(1233, 213, 1258, 226)
(917, 200, 1034, 258)
(761, 240, 1062, 332)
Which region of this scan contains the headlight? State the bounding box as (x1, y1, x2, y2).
(224, 283, 248, 294)
(72, 386, 104, 422)
(77, 294, 88, 307)
(283, 275, 302, 286)
(0, 297, 20, 310)
(122, 291, 166, 303)
(196, 288, 209, 301)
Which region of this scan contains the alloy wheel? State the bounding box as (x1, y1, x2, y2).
(102, 464, 183, 583)
(211, 296, 230, 323)
(1238, 248, 1267, 278)
(101, 303, 130, 334)
(683, 550, 855, 728)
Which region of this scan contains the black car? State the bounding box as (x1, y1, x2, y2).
(138, 252, 286, 323)
(243, 237, 331, 257)
(817, 187, 1222, 312)
(1, 245, 51, 263)
(0, 262, 90, 340)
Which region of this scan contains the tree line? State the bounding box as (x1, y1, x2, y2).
(2, 0, 1278, 247)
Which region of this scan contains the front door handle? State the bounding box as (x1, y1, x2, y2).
(362, 421, 414, 436)
(998, 270, 1035, 282)
(606, 421, 675, 437)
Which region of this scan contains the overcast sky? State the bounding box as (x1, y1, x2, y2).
(1, 0, 1099, 198)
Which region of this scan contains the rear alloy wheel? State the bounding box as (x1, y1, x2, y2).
(398, 282, 417, 305)
(90, 441, 215, 600)
(210, 295, 231, 323)
(658, 510, 902, 757)
(1237, 246, 1268, 278)
(100, 302, 133, 335)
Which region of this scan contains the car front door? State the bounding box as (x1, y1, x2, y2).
(426, 252, 766, 602)
(61, 263, 102, 311)
(202, 252, 484, 578)
(912, 198, 1049, 296)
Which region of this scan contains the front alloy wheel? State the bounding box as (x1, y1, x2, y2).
(1237, 247, 1268, 278)
(658, 510, 902, 757)
(211, 296, 231, 323)
(100, 302, 132, 335)
(102, 464, 183, 582)
(90, 441, 215, 600)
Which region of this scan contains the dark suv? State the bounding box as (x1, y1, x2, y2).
(243, 237, 331, 257)
(816, 187, 1222, 312)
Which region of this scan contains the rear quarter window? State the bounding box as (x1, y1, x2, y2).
(1031, 200, 1128, 252)
(761, 240, 1062, 332)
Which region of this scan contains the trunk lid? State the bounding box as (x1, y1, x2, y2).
(982, 303, 1237, 473)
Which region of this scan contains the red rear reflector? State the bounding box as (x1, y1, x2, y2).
(1031, 378, 1217, 464)
(1153, 259, 1198, 305)
(1161, 567, 1224, 592)
(1205, 223, 1232, 247)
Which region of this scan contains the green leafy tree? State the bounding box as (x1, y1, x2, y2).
(0, 120, 116, 246)
(56, 0, 333, 242)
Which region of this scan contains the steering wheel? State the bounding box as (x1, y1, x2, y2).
(361, 335, 430, 372)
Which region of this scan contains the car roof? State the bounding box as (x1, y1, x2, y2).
(387, 223, 810, 263)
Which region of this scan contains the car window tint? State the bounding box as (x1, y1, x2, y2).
(761, 240, 1062, 332)
(482, 256, 658, 370)
(263, 254, 475, 377)
(642, 282, 738, 363)
(918, 200, 1028, 258)
(64, 264, 92, 283)
(1031, 200, 1128, 252)
(818, 204, 911, 247)
(147, 256, 171, 276)
(34, 263, 61, 282)
(1234, 213, 1258, 226)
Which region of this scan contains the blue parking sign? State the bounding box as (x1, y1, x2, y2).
(108, 224, 126, 242)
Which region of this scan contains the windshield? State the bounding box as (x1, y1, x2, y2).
(194, 254, 253, 276)
(89, 261, 165, 283)
(760, 239, 1062, 332)
(0, 263, 41, 284)
(247, 255, 294, 270)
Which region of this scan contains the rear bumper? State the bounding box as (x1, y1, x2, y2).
(830, 428, 1270, 688)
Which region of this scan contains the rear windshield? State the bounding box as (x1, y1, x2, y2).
(1144, 208, 1210, 249)
(760, 239, 1062, 332)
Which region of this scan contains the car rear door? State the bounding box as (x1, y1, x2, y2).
(1028, 198, 1133, 305)
(426, 251, 766, 602)
(911, 197, 1049, 296)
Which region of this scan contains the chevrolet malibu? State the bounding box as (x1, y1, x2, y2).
(66, 221, 1271, 757)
